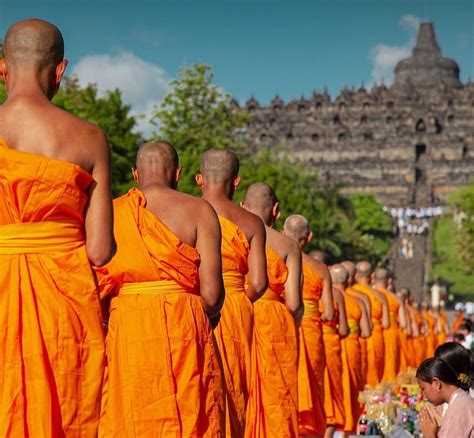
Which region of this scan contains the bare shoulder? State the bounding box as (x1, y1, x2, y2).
(303, 253, 329, 277)
(266, 227, 300, 260)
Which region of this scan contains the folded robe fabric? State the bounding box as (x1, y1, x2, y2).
(352, 283, 385, 386)
(245, 246, 298, 438)
(97, 188, 224, 437)
(322, 302, 345, 429)
(378, 287, 401, 382)
(341, 291, 364, 433)
(0, 139, 105, 437)
(214, 215, 252, 438)
(298, 262, 326, 437)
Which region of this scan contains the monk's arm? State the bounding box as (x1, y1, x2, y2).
(284, 242, 303, 324)
(403, 303, 412, 336)
(355, 291, 373, 331)
(377, 291, 390, 329)
(397, 298, 408, 329)
(320, 264, 334, 321)
(334, 289, 349, 338)
(410, 309, 420, 337)
(246, 217, 268, 302)
(358, 298, 371, 338)
(196, 202, 225, 317)
(84, 129, 116, 266)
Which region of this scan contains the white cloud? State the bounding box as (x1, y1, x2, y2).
(369, 15, 420, 85)
(72, 52, 170, 136)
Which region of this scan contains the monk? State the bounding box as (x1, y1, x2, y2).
(396, 288, 413, 372)
(341, 261, 372, 389)
(283, 214, 334, 438)
(97, 142, 225, 436)
(330, 265, 371, 434)
(309, 249, 329, 264)
(317, 263, 349, 438)
(451, 304, 466, 333)
(406, 295, 427, 367)
(196, 149, 268, 438)
(0, 19, 114, 436)
(241, 183, 303, 438)
(373, 268, 407, 382)
(435, 304, 449, 346)
(421, 302, 438, 357)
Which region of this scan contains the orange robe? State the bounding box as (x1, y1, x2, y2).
(97, 189, 224, 437)
(245, 247, 298, 438)
(0, 139, 105, 437)
(341, 291, 363, 432)
(322, 302, 345, 429)
(452, 313, 465, 333)
(215, 215, 253, 438)
(352, 283, 385, 386)
(422, 311, 438, 358)
(378, 288, 401, 382)
(398, 328, 410, 372)
(298, 262, 326, 436)
(437, 312, 447, 346)
(346, 288, 367, 389)
(412, 312, 427, 367)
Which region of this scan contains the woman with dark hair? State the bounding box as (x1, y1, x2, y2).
(416, 342, 474, 437)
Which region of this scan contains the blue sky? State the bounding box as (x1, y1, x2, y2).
(1, 0, 473, 132)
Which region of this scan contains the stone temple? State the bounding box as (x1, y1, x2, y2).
(241, 22, 474, 207)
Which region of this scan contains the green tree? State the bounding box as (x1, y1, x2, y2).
(150, 64, 250, 195)
(448, 183, 474, 273)
(0, 41, 6, 103)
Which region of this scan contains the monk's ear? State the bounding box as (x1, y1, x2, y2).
(132, 167, 139, 185)
(0, 59, 8, 87)
(195, 173, 204, 188)
(233, 175, 241, 190)
(55, 59, 68, 85)
(272, 202, 281, 221)
(175, 167, 182, 183)
(307, 230, 314, 244)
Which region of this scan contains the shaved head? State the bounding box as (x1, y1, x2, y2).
(4, 19, 64, 68)
(200, 149, 239, 183)
(283, 214, 310, 241)
(341, 261, 356, 277)
(330, 264, 349, 284)
(374, 267, 389, 282)
(309, 250, 328, 263)
(243, 182, 277, 210)
(356, 261, 372, 278)
(135, 141, 179, 187)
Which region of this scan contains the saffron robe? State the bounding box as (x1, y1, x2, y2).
(298, 262, 326, 436)
(341, 291, 364, 432)
(97, 189, 224, 437)
(215, 215, 253, 438)
(437, 311, 447, 346)
(352, 283, 385, 386)
(245, 246, 298, 438)
(378, 287, 401, 382)
(346, 288, 368, 389)
(422, 311, 438, 358)
(399, 328, 410, 372)
(322, 302, 345, 429)
(0, 139, 105, 437)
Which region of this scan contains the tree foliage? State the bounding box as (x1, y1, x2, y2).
(448, 183, 474, 274)
(150, 64, 249, 196)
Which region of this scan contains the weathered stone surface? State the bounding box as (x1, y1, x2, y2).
(244, 22, 474, 207)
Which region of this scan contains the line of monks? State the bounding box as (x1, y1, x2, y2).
(0, 18, 452, 438)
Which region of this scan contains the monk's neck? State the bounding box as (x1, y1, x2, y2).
(373, 282, 387, 290)
(202, 186, 234, 202)
(334, 283, 346, 291)
(357, 278, 370, 286)
(5, 71, 55, 100)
